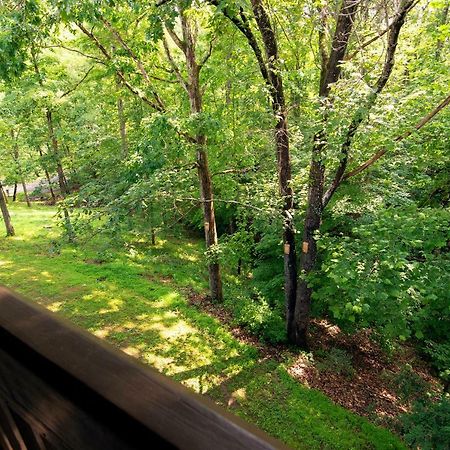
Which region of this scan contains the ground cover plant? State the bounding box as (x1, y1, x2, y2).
(0, 204, 409, 449)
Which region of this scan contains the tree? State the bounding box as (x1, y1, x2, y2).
(0, 181, 15, 236)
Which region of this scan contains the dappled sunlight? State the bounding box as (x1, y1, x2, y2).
(0, 204, 407, 449)
(159, 320, 196, 340)
(48, 301, 63, 312)
(99, 298, 124, 314)
(122, 346, 141, 358)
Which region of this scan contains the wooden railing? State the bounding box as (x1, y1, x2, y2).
(0, 286, 288, 450)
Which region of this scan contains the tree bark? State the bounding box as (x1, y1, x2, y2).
(38, 147, 57, 204)
(12, 183, 17, 202)
(46, 110, 69, 196)
(11, 130, 31, 208)
(0, 182, 15, 236)
(293, 0, 360, 347)
(173, 10, 223, 301)
(246, 0, 298, 336)
(117, 95, 128, 157)
(293, 134, 325, 346)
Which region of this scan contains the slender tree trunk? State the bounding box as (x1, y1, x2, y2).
(21, 179, 31, 207)
(32, 46, 74, 241)
(293, 135, 326, 346)
(11, 130, 31, 207)
(46, 113, 74, 242)
(277, 115, 298, 342)
(0, 182, 15, 236)
(38, 148, 56, 204)
(12, 183, 17, 202)
(292, 0, 360, 347)
(247, 0, 297, 337)
(46, 110, 69, 196)
(179, 12, 223, 301)
(117, 95, 128, 157)
(196, 145, 223, 300)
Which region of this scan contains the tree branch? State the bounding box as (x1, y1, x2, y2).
(99, 15, 166, 110)
(162, 34, 189, 93)
(343, 93, 450, 180)
(60, 66, 95, 98)
(207, 0, 270, 86)
(345, 0, 420, 61)
(322, 0, 415, 207)
(76, 22, 165, 112)
(45, 44, 105, 64)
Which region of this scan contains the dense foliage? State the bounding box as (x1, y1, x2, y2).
(0, 0, 448, 387)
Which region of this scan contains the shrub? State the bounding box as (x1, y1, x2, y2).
(315, 348, 355, 379)
(386, 364, 430, 404)
(401, 396, 450, 450)
(224, 288, 286, 344)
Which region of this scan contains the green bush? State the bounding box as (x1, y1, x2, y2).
(224, 288, 286, 344)
(401, 396, 450, 450)
(315, 347, 355, 379)
(311, 207, 450, 375)
(385, 364, 430, 404)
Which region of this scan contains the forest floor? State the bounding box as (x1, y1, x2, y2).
(1, 203, 438, 449)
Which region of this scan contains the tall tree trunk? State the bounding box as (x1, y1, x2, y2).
(246, 0, 297, 337)
(11, 130, 31, 208)
(117, 95, 128, 157)
(46, 110, 69, 196)
(0, 182, 15, 236)
(293, 135, 325, 347)
(277, 114, 298, 342)
(292, 0, 360, 347)
(32, 46, 74, 242)
(21, 179, 31, 208)
(176, 11, 223, 301)
(12, 183, 17, 202)
(38, 148, 56, 204)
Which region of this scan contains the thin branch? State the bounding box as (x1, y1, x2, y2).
(212, 166, 259, 177)
(175, 197, 268, 213)
(76, 22, 165, 112)
(100, 15, 151, 82)
(162, 35, 189, 92)
(345, 0, 420, 61)
(100, 15, 166, 110)
(207, 0, 270, 86)
(166, 26, 187, 53)
(60, 66, 95, 98)
(343, 93, 450, 180)
(45, 44, 105, 64)
(322, 0, 415, 207)
(199, 36, 216, 69)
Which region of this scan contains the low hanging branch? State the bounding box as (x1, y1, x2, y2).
(343, 93, 450, 180)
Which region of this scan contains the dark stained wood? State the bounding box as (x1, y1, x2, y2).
(0, 286, 289, 450)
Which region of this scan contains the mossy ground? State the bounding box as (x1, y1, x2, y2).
(0, 203, 406, 449)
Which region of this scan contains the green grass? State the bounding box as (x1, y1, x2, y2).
(0, 203, 407, 449)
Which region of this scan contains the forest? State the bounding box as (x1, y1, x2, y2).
(0, 0, 449, 448)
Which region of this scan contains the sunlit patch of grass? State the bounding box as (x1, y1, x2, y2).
(0, 203, 406, 449)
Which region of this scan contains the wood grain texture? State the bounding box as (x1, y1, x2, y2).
(0, 286, 289, 450)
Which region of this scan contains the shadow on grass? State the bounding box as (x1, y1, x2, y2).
(0, 204, 406, 450)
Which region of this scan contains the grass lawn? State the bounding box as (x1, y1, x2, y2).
(0, 203, 407, 449)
